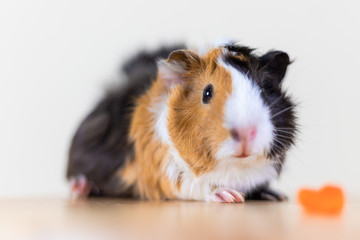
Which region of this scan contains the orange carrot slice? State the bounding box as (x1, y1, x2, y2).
(298, 185, 344, 214)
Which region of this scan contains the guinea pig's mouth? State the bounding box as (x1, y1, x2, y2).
(234, 153, 250, 159)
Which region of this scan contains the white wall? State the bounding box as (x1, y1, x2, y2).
(0, 0, 359, 199)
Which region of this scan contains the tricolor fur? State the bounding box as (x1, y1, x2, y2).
(67, 42, 297, 202)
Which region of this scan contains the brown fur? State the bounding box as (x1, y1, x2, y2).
(119, 79, 174, 200)
(167, 48, 233, 176)
(117, 47, 238, 199)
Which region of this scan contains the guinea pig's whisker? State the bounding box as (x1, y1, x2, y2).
(274, 129, 293, 136)
(266, 97, 282, 109)
(270, 146, 285, 159)
(269, 147, 280, 157)
(275, 138, 289, 147)
(270, 106, 295, 119)
(274, 133, 293, 138)
(273, 138, 288, 149)
(273, 164, 281, 173)
(274, 133, 294, 140)
(270, 158, 284, 170)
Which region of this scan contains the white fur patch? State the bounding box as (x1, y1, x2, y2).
(149, 96, 190, 184)
(148, 96, 170, 144)
(177, 157, 277, 201)
(217, 60, 274, 158)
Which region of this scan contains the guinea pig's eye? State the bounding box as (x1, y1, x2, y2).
(202, 84, 214, 104)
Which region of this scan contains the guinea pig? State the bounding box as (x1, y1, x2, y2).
(67, 41, 297, 203)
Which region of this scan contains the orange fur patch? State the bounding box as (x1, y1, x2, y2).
(167, 48, 233, 176)
(119, 80, 175, 200)
(116, 47, 249, 199)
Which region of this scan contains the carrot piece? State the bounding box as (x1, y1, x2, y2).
(298, 185, 344, 214)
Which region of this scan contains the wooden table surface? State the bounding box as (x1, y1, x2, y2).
(0, 198, 359, 240)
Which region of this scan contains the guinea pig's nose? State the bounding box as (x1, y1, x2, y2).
(230, 127, 257, 142)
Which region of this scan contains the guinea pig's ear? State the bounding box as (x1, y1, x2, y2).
(158, 50, 201, 88)
(258, 51, 290, 88)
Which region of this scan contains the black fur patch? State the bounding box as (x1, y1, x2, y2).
(224, 44, 255, 56)
(223, 54, 251, 75)
(223, 44, 257, 79)
(67, 44, 185, 196)
(223, 43, 297, 170)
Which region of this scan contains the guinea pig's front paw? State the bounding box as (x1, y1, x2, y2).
(211, 188, 245, 203)
(69, 174, 92, 198)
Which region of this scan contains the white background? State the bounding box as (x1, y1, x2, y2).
(0, 0, 359, 200)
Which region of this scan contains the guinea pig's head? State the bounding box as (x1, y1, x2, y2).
(158, 43, 297, 175)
